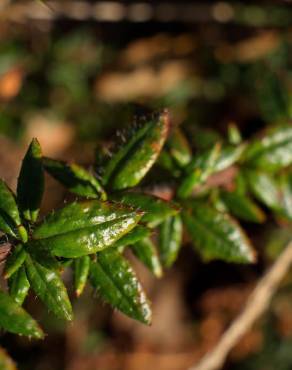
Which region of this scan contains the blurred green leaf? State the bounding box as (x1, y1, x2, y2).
(25, 255, 73, 321)
(131, 237, 162, 278)
(166, 128, 192, 167)
(74, 255, 90, 297)
(221, 191, 266, 223)
(90, 249, 151, 324)
(183, 202, 256, 263)
(228, 123, 242, 145)
(17, 139, 44, 222)
(213, 144, 245, 172)
(32, 200, 143, 258)
(43, 157, 106, 200)
(243, 126, 292, 171)
(158, 215, 183, 268)
(4, 244, 26, 279)
(111, 191, 180, 227)
(9, 266, 30, 306)
(103, 111, 170, 190)
(0, 290, 43, 339)
(178, 143, 221, 198)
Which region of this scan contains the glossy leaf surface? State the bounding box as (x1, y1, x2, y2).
(43, 157, 106, 200)
(9, 266, 30, 306)
(4, 245, 26, 279)
(32, 200, 143, 258)
(112, 191, 179, 227)
(131, 237, 162, 277)
(25, 255, 73, 321)
(183, 202, 255, 263)
(103, 111, 170, 190)
(158, 215, 183, 268)
(90, 250, 151, 324)
(0, 290, 43, 339)
(17, 139, 44, 222)
(113, 225, 150, 248)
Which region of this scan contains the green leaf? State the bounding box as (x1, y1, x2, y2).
(182, 202, 256, 263)
(0, 347, 17, 370)
(4, 244, 26, 279)
(113, 225, 151, 249)
(0, 290, 43, 339)
(178, 143, 221, 198)
(243, 126, 292, 171)
(17, 138, 44, 222)
(0, 179, 27, 241)
(131, 238, 162, 278)
(220, 191, 266, 223)
(166, 128, 192, 167)
(103, 111, 170, 190)
(213, 144, 245, 172)
(32, 200, 143, 258)
(43, 157, 106, 200)
(158, 215, 183, 268)
(25, 255, 73, 321)
(278, 173, 292, 220)
(9, 266, 30, 306)
(246, 170, 281, 211)
(90, 250, 151, 324)
(74, 255, 90, 297)
(228, 123, 242, 145)
(111, 191, 180, 227)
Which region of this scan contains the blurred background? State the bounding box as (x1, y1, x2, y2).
(0, 1, 292, 369)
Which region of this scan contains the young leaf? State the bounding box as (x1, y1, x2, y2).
(243, 126, 292, 171)
(0, 347, 17, 370)
(131, 237, 162, 278)
(182, 202, 256, 263)
(25, 255, 73, 321)
(90, 249, 152, 325)
(228, 123, 242, 145)
(4, 244, 27, 279)
(0, 290, 43, 339)
(32, 200, 143, 258)
(103, 110, 170, 190)
(111, 191, 180, 227)
(43, 157, 106, 200)
(74, 255, 90, 297)
(220, 191, 266, 223)
(17, 138, 44, 222)
(9, 266, 30, 306)
(178, 143, 221, 198)
(0, 179, 27, 241)
(158, 215, 183, 268)
(166, 128, 192, 167)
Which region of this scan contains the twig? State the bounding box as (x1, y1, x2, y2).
(189, 240, 292, 370)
